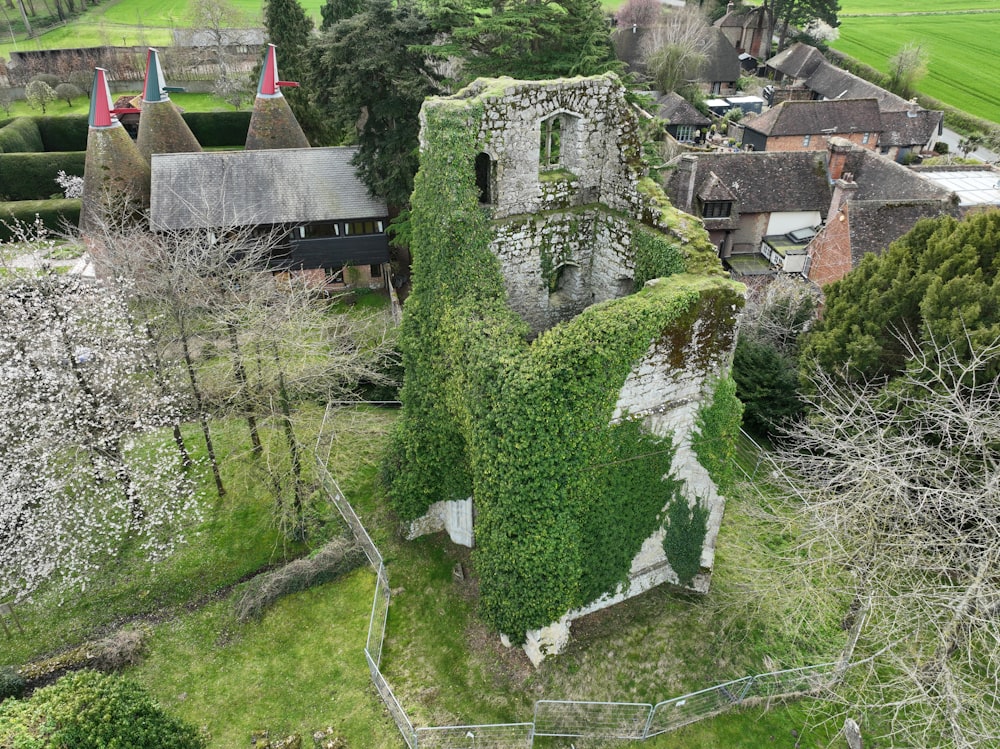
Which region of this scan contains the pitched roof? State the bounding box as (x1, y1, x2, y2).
(653, 92, 711, 127)
(839, 144, 954, 202)
(701, 28, 741, 83)
(664, 151, 831, 214)
(804, 60, 911, 111)
(714, 4, 767, 29)
(744, 98, 882, 137)
(149, 147, 387, 231)
(765, 42, 826, 80)
(879, 107, 943, 147)
(699, 171, 738, 202)
(846, 200, 959, 266)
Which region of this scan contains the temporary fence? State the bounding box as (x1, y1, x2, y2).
(315, 455, 851, 749)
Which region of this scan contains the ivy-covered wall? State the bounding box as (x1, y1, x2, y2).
(386, 74, 744, 647)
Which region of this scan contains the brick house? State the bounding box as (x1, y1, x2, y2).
(740, 98, 883, 152)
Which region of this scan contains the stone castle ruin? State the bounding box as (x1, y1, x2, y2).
(393, 74, 745, 665)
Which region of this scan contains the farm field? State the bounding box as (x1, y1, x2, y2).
(832, 10, 1000, 123)
(839, 0, 1000, 14)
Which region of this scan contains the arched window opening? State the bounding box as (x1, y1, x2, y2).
(475, 152, 493, 204)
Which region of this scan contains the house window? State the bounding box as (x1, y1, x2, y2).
(369, 263, 381, 278)
(702, 201, 733, 218)
(802, 134, 812, 147)
(347, 221, 378, 235)
(676, 125, 695, 142)
(862, 132, 870, 144)
(540, 115, 562, 168)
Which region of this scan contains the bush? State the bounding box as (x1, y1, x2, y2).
(0, 199, 81, 241)
(30, 73, 61, 89)
(0, 118, 43, 154)
(0, 670, 207, 749)
(54, 83, 84, 107)
(0, 152, 86, 201)
(933, 140, 949, 155)
(182, 111, 252, 148)
(37, 115, 88, 151)
(234, 537, 365, 622)
(0, 667, 25, 702)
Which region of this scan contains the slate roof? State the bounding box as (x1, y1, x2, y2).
(744, 98, 882, 137)
(653, 92, 711, 127)
(846, 200, 959, 266)
(765, 42, 825, 80)
(699, 172, 738, 202)
(879, 107, 943, 148)
(150, 146, 387, 231)
(665, 151, 831, 214)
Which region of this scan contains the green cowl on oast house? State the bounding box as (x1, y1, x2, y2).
(136, 47, 202, 163)
(387, 74, 746, 664)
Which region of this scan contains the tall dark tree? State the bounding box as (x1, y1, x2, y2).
(310, 0, 445, 207)
(801, 210, 1000, 384)
(446, 0, 619, 83)
(319, 0, 364, 30)
(262, 0, 329, 144)
(765, 0, 840, 53)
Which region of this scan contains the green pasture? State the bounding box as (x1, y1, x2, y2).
(0, 92, 240, 119)
(832, 12, 1000, 124)
(839, 0, 1000, 14)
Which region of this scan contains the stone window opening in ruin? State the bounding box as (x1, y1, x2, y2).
(548, 259, 580, 294)
(540, 115, 562, 169)
(475, 152, 495, 204)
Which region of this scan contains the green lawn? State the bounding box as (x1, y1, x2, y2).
(1, 91, 241, 120)
(832, 12, 1000, 123)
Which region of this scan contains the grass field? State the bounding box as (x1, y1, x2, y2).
(1, 91, 240, 119)
(831, 0, 1000, 124)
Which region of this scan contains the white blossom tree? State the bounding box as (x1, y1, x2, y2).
(0, 265, 199, 603)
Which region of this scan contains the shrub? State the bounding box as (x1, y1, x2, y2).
(54, 83, 83, 107)
(0, 152, 86, 201)
(0, 199, 80, 241)
(0, 667, 25, 702)
(30, 73, 61, 88)
(0, 118, 43, 153)
(0, 670, 207, 749)
(234, 537, 365, 622)
(37, 115, 88, 151)
(90, 628, 147, 672)
(182, 111, 252, 148)
(933, 140, 949, 155)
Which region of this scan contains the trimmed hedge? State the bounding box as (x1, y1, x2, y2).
(36, 115, 88, 152)
(182, 111, 252, 148)
(0, 199, 81, 240)
(0, 118, 44, 154)
(0, 152, 86, 201)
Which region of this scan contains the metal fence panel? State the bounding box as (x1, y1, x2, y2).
(646, 677, 753, 737)
(533, 700, 652, 740)
(368, 651, 416, 748)
(414, 724, 534, 748)
(744, 663, 836, 701)
(366, 565, 391, 667)
(317, 463, 383, 570)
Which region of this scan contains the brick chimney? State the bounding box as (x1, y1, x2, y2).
(826, 174, 858, 224)
(827, 137, 854, 181)
(676, 154, 698, 213)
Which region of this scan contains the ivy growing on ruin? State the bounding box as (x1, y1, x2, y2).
(385, 86, 744, 638)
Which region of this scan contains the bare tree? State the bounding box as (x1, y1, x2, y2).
(778, 334, 1000, 748)
(187, 0, 251, 77)
(641, 6, 714, 94)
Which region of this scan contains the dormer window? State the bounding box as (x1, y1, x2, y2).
(702, 201, 733, 218)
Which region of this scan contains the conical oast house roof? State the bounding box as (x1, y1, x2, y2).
(245, 44, 310, 150)
(81, 68, 151, 232)
(137, 48, 202, 162)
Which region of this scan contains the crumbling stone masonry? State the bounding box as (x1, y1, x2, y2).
(403, 74, 744, 664)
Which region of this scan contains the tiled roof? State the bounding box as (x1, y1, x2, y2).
(804, 61, 911, 111)
(840, 145, 954, 202)
(701, 28, 741, 83)
(653, 92, 711, 127)
(847, 200, 959, 266)
(665, 151, 831, 214)
(698, 171, 738, 202)
(744, 98, 882, 137)
(879, 108, 943, 148)
(765, 42, 825, 80)
(150, 146, 387, 231)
